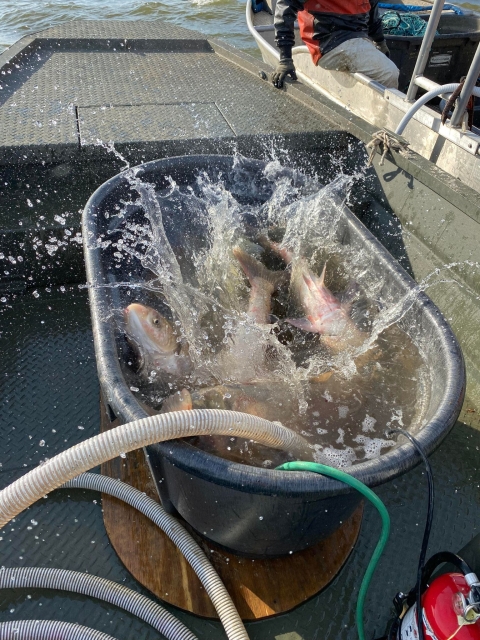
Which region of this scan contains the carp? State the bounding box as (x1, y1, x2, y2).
(124, 303, 192, 381)
(233, 246, 284, 324)
(265, 241, 366, 353)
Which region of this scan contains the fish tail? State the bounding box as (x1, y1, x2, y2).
(303, 262, 328, 291)
(233, 247, 284, 292)
(257, 235, 293, 264)
(302, 271, 317, 292)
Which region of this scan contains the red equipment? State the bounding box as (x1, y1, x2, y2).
(398, 572, 480, 640)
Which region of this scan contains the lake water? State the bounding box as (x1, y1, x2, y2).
(0, 0, 259, 55)
(1, 0, 478, 55)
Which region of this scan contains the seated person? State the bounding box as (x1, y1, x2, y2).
(271, 0, 399, 89)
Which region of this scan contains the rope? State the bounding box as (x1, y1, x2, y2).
(381, 10, 438, 37)
(441, 79, 465, 124)
(366, 129, 410, 166)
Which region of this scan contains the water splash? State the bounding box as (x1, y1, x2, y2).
(85, 147, 475, 466)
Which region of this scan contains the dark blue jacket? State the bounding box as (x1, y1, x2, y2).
(274, 0, 385, 62)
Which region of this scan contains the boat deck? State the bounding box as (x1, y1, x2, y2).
(1, 19, 480, 640)
(0, 20, 340, 165)
(0, 19, 352, 297)
(1, 286, 479, 639)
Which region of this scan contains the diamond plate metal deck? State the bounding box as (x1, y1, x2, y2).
(78, 103, 235, 145)
(0, 20, 336, 163)
(37, 20, 203, 42)
(0, 288, 479, 640)
(0, 21, 346, 297)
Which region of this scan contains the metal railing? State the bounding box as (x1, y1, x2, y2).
(450, 43, 480, 126)
(405, 0, 480, 128)
(405, 0, 446, 101)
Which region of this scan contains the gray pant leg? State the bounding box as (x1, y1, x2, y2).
(318, 37, 399, 89)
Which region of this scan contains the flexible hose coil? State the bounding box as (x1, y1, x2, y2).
(0, 620, 118, 640)
(0, 409, 309, 528)
(62, 473, 249, 640)
(0, 567, 197, 640)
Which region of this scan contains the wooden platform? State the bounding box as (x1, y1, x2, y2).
(100, 404, 363, 620)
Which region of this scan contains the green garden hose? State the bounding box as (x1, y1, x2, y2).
(276, 461, 391, 640)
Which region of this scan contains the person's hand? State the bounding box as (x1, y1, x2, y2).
(271, 58, 297, 88)
(376, 40, 390, 58)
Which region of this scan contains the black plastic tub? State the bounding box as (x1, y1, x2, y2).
(386, 13, 480, 91)
(82, 155, 465, 558)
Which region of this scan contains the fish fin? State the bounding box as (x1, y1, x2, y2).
(161, 388, 193, 413)
(317, 262, 327, 287)
(233, 247, 285, 291)
(302, 271, 319, 294)
(256, 234, 272, 250)
(286, 317, 317, 333)
(178, 340, 190, 357)
(137, 349, 145, 373)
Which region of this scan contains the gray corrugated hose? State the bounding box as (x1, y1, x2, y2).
(0, 409, 310, 527)
(0, 567, 197, 640)
(0, 410, 311, 640)
(0, 620, 118, 640)
(62, 473, 248, 640)
(395, 83, 480, 135)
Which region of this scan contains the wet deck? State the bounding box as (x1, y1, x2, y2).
(0, 287, 479, 639)
(0, 20, 340, 163)
(0, 19, 351, 292)
(0, 18, 480, 640)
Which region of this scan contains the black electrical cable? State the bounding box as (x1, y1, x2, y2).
(387, 427, 434, 640)
(420, 551, 474, 591)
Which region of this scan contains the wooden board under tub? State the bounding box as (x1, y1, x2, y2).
(100, 401, 363, 620)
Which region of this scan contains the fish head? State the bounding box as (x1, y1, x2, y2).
(124, 303, 178, 359)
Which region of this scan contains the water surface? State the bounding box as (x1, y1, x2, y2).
(1, 0, 477, 55)
(0, 0, 258, 54)
(110, 160, 430, 468)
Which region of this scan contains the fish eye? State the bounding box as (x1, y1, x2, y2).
(152, 318, 159, 325)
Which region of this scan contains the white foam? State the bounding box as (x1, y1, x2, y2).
(338, 405, 349, 419)
(336, 428, 345, 444)
(354, 435, 395, 459)
(387, 408, 404, 427)
(361, 414, 377, 432)
(317, 445, 356, 468)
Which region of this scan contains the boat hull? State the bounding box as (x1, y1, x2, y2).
(247, 2, 480, 195)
